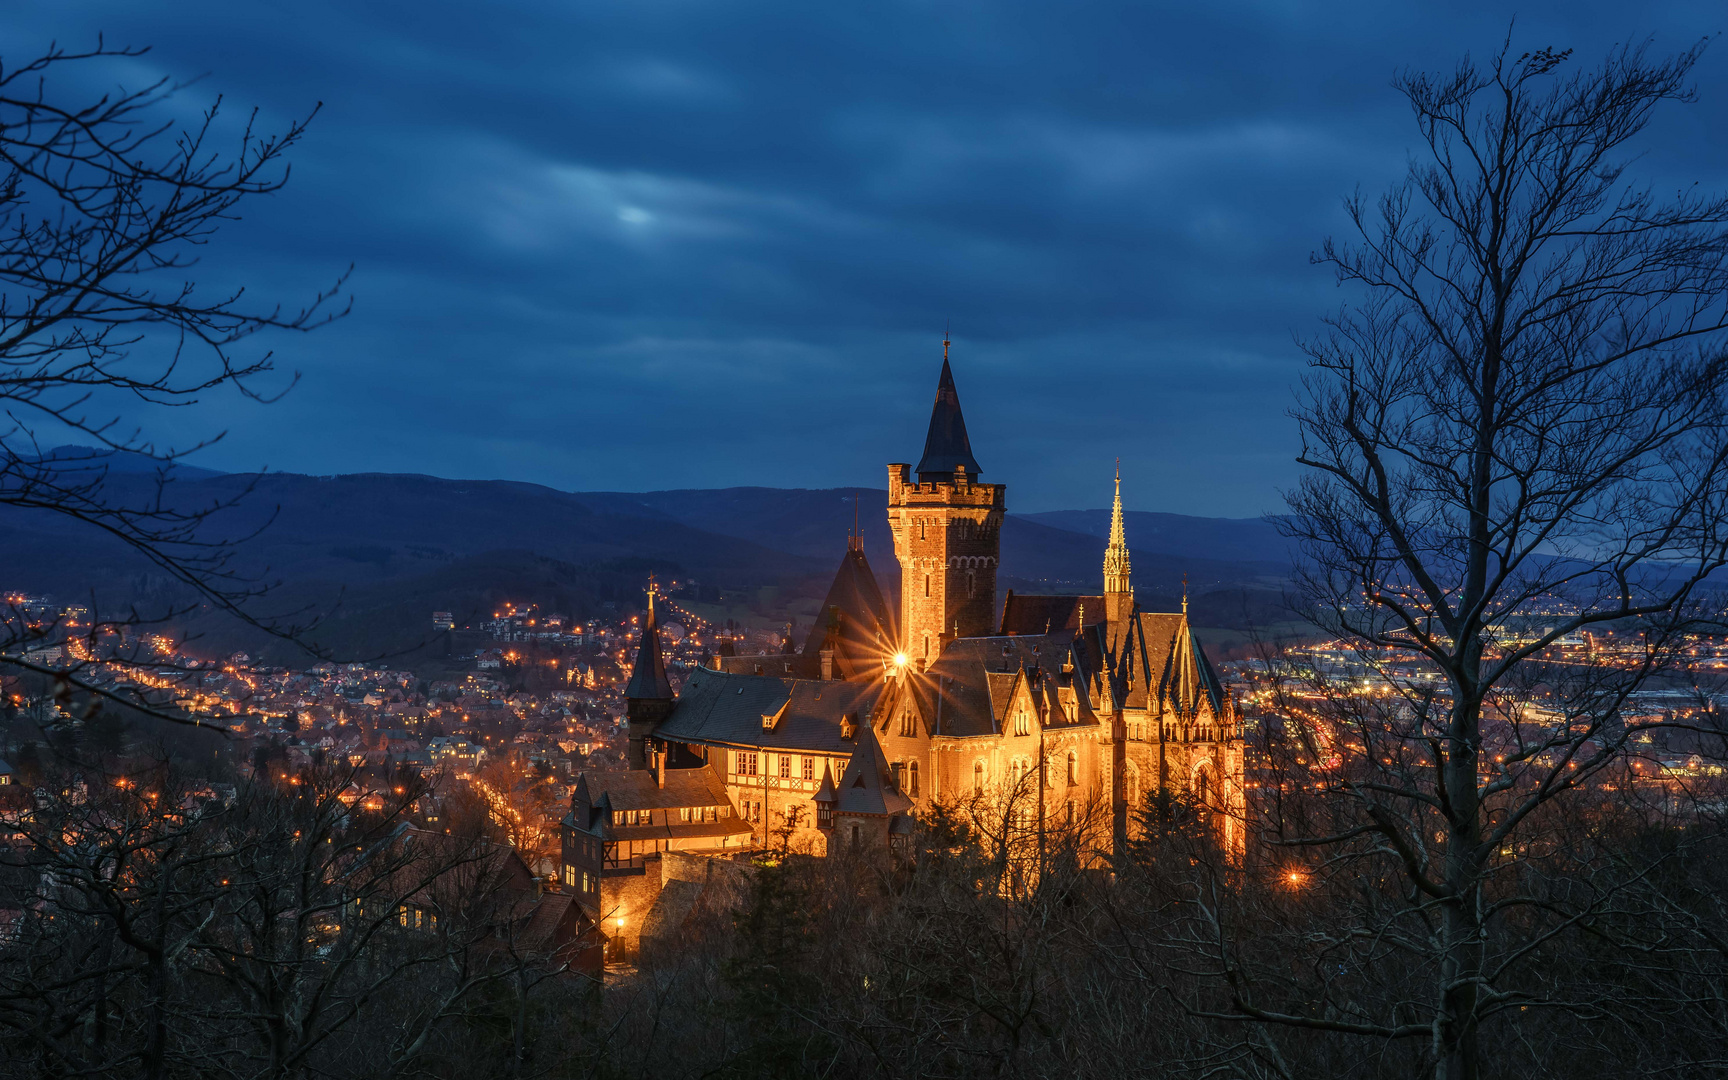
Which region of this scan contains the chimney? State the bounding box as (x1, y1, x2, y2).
(820, 647, 834, 681)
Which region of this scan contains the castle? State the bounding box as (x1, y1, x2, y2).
(561, 352, 1246, 946)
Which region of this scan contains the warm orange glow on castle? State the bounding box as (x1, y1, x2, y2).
(565, 348, 1246, 914)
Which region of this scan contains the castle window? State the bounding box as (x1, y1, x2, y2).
(890, 762, 904, 789)
(1014, 708, 1030, 736)
(850, 824, 861, 847)
(909, 760, 919, 796)
(780, 755, 791, 778)
(918, 519, 926, 541)
(1067, 752, 1077, 786)
(923, 634, 930, 659)
(818, 802, 833, 828)
(802, 756, 814, 780)
(899, 710, 915, 737)
(924, 574, 931, 598)
(736, 751, 757, 776)
(968, 570, 976, 597)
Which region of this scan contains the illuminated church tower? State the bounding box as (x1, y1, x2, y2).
(887, 343, 1006, 668)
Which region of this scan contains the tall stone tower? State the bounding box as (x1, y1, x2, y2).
(887, 348, 1005, 668)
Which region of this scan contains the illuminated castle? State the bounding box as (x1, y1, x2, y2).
(563, 346, 1246, 926)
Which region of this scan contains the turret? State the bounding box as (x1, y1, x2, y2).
(624, 586, 675, 769)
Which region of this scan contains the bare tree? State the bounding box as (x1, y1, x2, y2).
(1221, 38, 1728, 1080)
(0, 39, 346, 725)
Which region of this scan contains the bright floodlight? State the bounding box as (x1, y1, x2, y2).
(893, 652, 909, 667)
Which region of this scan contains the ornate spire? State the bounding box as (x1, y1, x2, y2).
(1103, 461, 1132, 597)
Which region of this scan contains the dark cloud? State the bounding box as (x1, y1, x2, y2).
(3, 1, 1724, 514)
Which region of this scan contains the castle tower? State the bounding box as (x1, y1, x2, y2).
(624, 585, 675, 769)
(887, 347, 1005, 668)
(1103, 463, 1134, 631)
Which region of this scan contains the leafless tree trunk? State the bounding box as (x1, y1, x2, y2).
(1238, 38, 1728, 1080)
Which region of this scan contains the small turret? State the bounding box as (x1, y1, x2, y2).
(625, 585, 675, 769)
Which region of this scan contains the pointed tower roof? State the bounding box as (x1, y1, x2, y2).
(813, 759, 838, 805)
(915, 356, 983, 480)
(624, 588, 674, 700)
(835, 725, 913, 816)
(1103, 462, 1133, 599)
(799, 542, 895, 672)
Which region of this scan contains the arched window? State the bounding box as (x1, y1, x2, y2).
(1066, 751, 1077, 786)
(973, 760, 984, 793)
(968, 570, 977, 597)
(1015, 708, 1030, 736)
(900, 710, 915, 737)
(909, 760, 919, 796)
(1125, 760, 1141, 813)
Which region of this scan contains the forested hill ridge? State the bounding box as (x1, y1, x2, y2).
(0, 450, 1300, 657)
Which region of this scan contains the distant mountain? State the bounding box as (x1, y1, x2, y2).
(1018, 509, 1295, 565)
(0, 453, 1306, 660)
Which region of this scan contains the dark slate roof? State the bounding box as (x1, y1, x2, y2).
(998, 592, 1106, 635)
(915, 358, 983, 480)
(909, 631, 1105, 739)
(656, 668, 883, 754)
(1121, 611, 1225, 717)
(799, 543, 897, 672)
(576, 767, 731, 812)
(625, 595, 674, 700)
(836, 726, 912, 816)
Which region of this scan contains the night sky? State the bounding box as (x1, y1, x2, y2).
(4, 2, 1724, 516)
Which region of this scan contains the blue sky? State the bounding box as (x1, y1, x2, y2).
(4, 1, 1724, 515)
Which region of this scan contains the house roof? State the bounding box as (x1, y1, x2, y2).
(575, 767, 731, 812)
(998, 592, 1105, 635)
(914, 358, 983, 480)
(655, 668, 883, 754)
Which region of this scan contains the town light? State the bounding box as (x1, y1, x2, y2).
(893, 652, 908, 668)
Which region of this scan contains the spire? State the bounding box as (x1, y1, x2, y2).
(915, 352, 982, 481)
(624, 585, 674, 701)
(1103, 460, 1132, 597)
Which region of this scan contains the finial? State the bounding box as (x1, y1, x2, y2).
(943, 320, 950, 363)
(1182, 574, 1188, 615)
